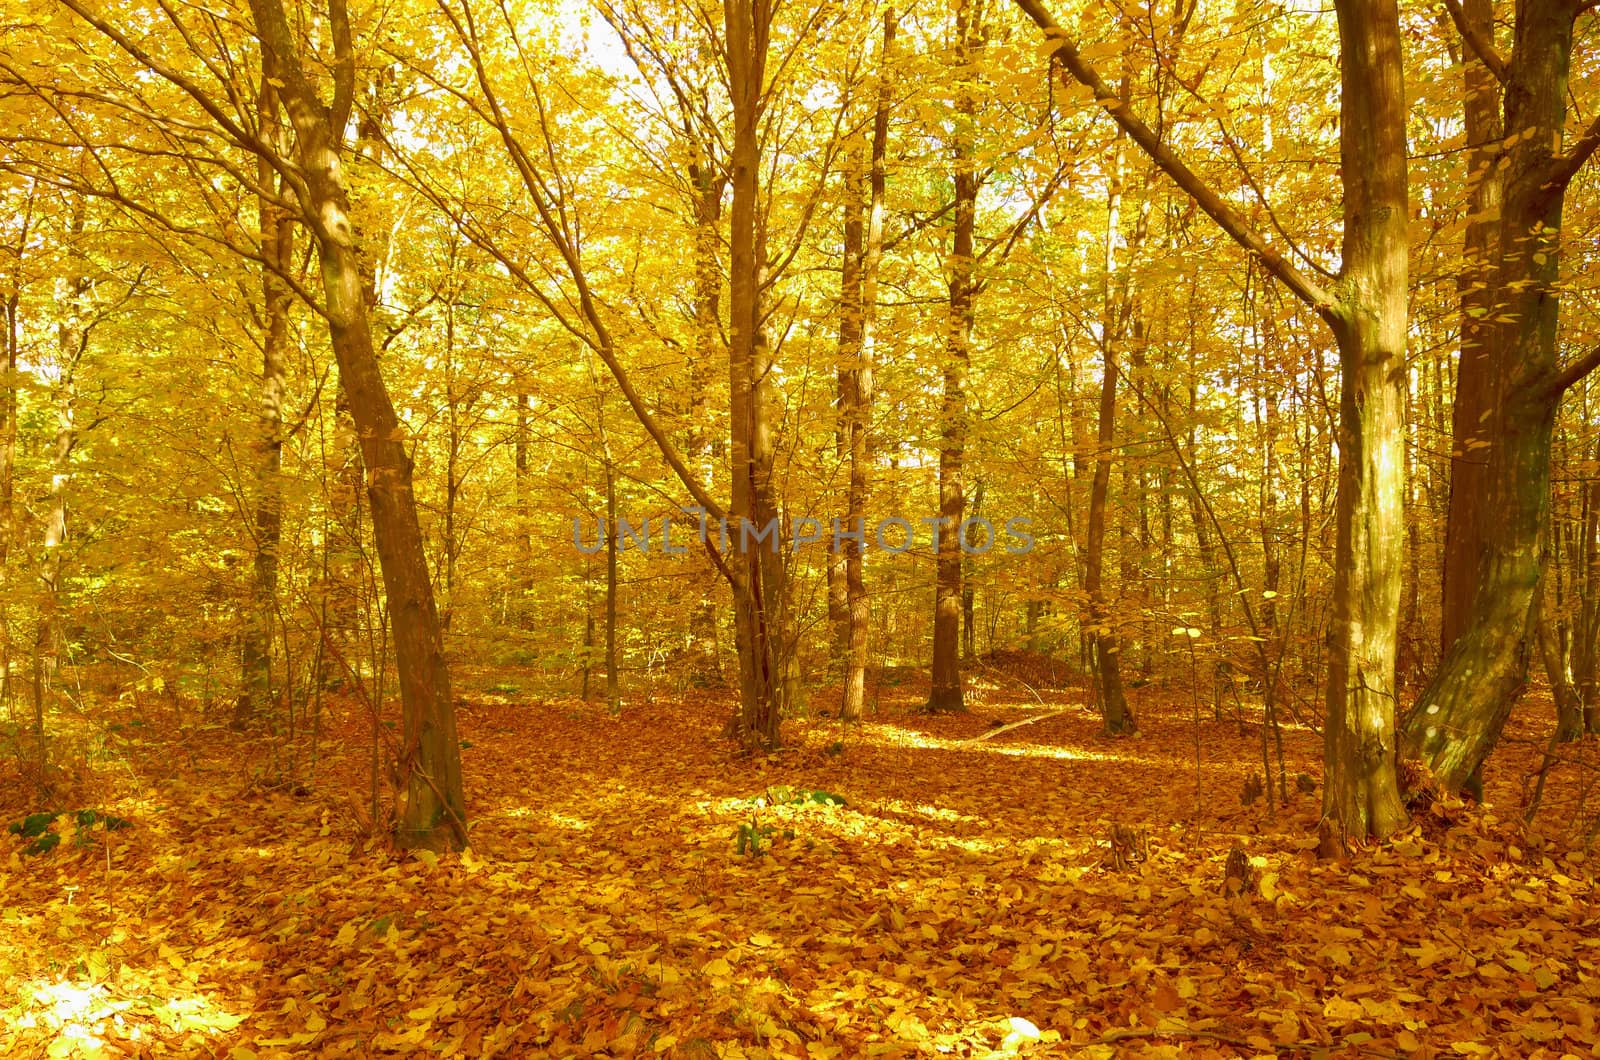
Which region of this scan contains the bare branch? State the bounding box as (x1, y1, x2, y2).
(1439, 0, 1508, 83)
(1011, 0, 1339, 320)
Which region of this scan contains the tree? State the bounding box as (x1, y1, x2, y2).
(1405, 0, 1600, 788)
(927, 0, 985, 713)
(1015, 0, 1412, 839)
(234, 68, 295, 729)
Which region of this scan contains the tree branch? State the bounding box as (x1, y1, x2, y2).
(1540, 110, 1600, 200)
(1440, 0, 1507, 83)
(1011, 0, 1339, 321)
(1536, 342, 1600, 402)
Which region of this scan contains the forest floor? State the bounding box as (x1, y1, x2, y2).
(2, 664, 1598, 1059)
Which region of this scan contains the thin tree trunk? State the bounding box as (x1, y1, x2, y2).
(1574, 446, 1600, 732)
(928, 0, 981, 713)
(1085, 103, 1142, 735)
(35, 198, 89, 776)
(842, 8, 894, 722)
(1, 288, 18, 706)
(236, 74, 294, 728)
(688, 157, 724, 685)
(831, 138, 865, 664)
(605, 459, 619, 712)
(513, 392, 533, 629)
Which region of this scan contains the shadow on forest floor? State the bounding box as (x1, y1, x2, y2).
(1, 670, 1598, 1057)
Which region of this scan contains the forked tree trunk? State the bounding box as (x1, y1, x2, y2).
(1404, 0, 1600, 789)
(1318, 0, 1411, 840)
(249, 0, 466, 849)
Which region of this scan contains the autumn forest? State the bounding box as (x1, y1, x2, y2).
(3, 0, 1600, 1054)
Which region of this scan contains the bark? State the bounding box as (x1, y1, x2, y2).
(687, 155, 724, 686)
(724, 0, 783, 748)
(513, 392, 533, 628)
(1085, 119, 1133, 734)
(831, 141, 865, 663)
(443, 321, 460, 631)
(928, 0, 981, 713)
(1535, 572, 1584, 740)
(841, 8, 894, 723)
(1404, 0, 1596, 789)
(1438, 0, 1504, 653)
(235, 74, 294, 729)
(249, 0, 466, 849)
(1, 288, 17, 703)
(1318, 0, 1411, 840)
(35, 199, 88, 773)
(605, 460, 619, 712)
(1573, 457, 1600, 732)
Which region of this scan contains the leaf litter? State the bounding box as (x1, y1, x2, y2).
(1, 676, 1597, 1058)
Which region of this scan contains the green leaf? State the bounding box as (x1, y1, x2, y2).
(15, 812, 60, 839)
(26, 832, 61, 855)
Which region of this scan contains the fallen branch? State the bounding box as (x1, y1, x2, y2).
(968, 708, 1073, 742)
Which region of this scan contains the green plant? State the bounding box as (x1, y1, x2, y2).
(735, 812, 791, 858)
(8, 808, 131, 856)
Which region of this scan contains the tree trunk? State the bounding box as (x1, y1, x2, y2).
(236, 75, 293, 729)
(250, 0, 466, 849)
(1084, 107, 1140, 735)
(687, 156, 724, 686)
(1319, 0, 1411, 840)
(1438, 0, 1503, 654)
(1013, 0, 1413, 837)
(831, 139, 865, 664)
(1573, 453, 1600, 732)
(1404, 0, 1591, 791)
(841, 8, 894, 723)
(928, 0, 980, 713)
(35, 197, 88, 775)
(513, 392, 533, 629)
(1, 288, 18, 704)
(724, 0, 783, 749)
(605, 459, 619, 712)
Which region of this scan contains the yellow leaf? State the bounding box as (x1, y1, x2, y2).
(748, 933, 774, 948)
(1322, 996, 1363, 1024)
(702, 957, 732, 977)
